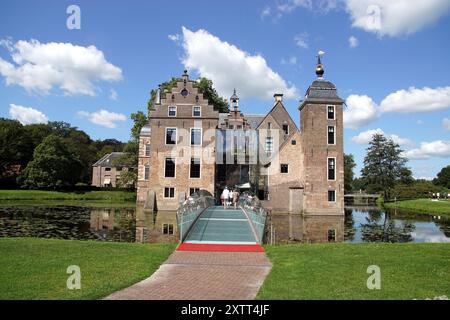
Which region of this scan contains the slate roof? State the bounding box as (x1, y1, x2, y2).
(93, 152, 129, 167)
(300, 79, 344, 107)
(245, 114, 265, 129)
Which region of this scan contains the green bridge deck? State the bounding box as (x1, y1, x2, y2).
(184, 206, 257, 244)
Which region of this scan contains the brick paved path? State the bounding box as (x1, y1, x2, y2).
(104, 251, 272, 300)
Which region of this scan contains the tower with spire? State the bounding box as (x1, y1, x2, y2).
(298, 54, 345, 215)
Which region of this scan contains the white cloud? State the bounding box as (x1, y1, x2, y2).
(402, 140, 450, 160)
(345, 0, 450, 37)
(349, 35, 359, 48)
(344, 95, 379, 129)
(380, 86, 450, 113)
(0, 39, 122, 96)
(109, 89, 118, 101)
(281, 56, 298, 65)
(351, 128, 411, 145)
(443, 118, 450, 131)
(416, 119, 424, 125)
(180, 27, 297, 100)
(294, 32, 309, 49)
(77, 109, 126, 128)
(277, 0, 339, 15)
(270, 1, 450, 37)
(261, 6, 271, 19)
(168, 34, 180, 42)
(345, 86, 450, 129)
(9, 103, 49, 125)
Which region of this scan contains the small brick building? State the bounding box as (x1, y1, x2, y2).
(92, 152, 131, 188)
(137, 58, 344, 215)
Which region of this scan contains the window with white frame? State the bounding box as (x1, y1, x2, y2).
(192, 106, 201, 117)
(328, 158, 336, 180)
(189, 188, 200, 196)
(163, 223, 174, 235)
(168, 106, 177, 117)
(190, 128, 202, 146)
(144, 165, 150, 180)
(190, 157, 201, 178)
(327, 105, 335, 120)
(165, 128, 177, 145)
(328, 190, 336, 202)
(145, 144, 151, 156)
(328, 126, 335, 145)
(164, 187, 175, 198)
(165, 158, 176, 178)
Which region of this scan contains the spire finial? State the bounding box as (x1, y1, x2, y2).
(316, 51, 325, 78)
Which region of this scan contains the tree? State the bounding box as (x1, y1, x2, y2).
(20, 135, 83, 189)
(0, 118, 32, 175)
(399, 167, 414, 185)
(344, 154, 356, 194)
(361, 133, 408, 200)
(130, 111, 148, 141)
(116, 169, 137, 189)
(433, 165, 450, 189)
(194, 77, 229, 113)
(147, 77, 229, 113)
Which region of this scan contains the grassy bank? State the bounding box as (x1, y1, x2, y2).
(0, 190, 136, 205)
(383, 199, 450, 217)
(0, 238, 175, 299)
(257, 243, 450, 300)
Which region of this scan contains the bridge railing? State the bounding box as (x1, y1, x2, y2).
(176, 190, 216, 242)
(238, 191, 268, 243)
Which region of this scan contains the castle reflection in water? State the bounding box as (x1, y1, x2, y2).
(87, 206, 449, 244)
(132, 204, 344, 244)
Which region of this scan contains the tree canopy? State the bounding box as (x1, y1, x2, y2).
(0, 118, 126, 188)
(20, 135, 84, 189)
(344, 154, 356, 194)
(433, 165, 450, 189)
(361, 133, 409, 200)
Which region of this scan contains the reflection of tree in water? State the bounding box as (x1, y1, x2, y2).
(344, 209, 356, 241)
(360, 211, 415, 243)
(0, 206, 136, 242)
(436, 219, 450, 237)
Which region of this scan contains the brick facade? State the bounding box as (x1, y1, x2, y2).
(137, 66, 344, 216)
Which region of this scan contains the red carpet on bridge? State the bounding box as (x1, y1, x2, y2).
(177, 243, 265, 252)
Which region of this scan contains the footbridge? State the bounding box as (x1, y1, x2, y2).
(176, 191, 268, 250)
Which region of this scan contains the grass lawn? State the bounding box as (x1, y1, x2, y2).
(0, 190, 136, 206)
(257, 243, 450, 300)
(0, 237, 175, 300)
(383, 199, 450, 217)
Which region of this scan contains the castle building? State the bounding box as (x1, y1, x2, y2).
(137, 58, 344, 215)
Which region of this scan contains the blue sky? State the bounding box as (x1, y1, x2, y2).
(1, 0, 450, 179)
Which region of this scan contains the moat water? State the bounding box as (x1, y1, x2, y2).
(0, 205, 448, 243)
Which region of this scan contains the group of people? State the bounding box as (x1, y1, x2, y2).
(220, 187, 240, 209)
(429, 192, 450, 200)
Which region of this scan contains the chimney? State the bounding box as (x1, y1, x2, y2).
(155, 86, 161, 105)
(274, 93, 283, 103)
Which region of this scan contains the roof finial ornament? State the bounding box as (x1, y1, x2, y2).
(316, 50, 325, 78)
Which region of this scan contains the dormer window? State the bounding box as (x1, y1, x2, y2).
(168, 106, 177, 117)
(282, 124, 289, 135)
(181, 89, 188, 97)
